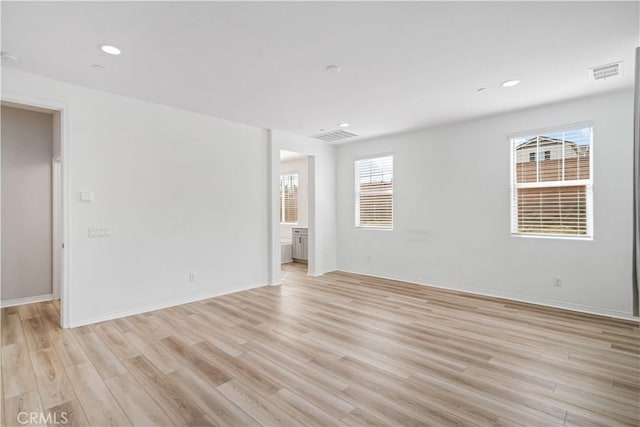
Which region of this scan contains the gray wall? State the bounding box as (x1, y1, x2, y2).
(1, 106, 53, 301)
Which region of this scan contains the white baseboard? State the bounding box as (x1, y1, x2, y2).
(67, 283, 267, 328)
(1, 294, 55, 308)
(65, 270, 638, 328)
(337, 269, 639, 322)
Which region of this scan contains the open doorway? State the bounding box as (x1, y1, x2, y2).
(279, 150, 310, 276)
(1, 99, 66, 327)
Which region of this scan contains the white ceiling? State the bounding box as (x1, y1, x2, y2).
(2, 2, 638, 142)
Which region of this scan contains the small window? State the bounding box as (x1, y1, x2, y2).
(511, 125, 593, 238)
(355, 155, 393, 229)
(280, 173, 298, 224)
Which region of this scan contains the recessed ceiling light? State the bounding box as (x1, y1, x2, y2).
(339, 123, 349, 128)
(501, 79, 520, 88)
(100, 45, 121, 55)
(91, 64, 105, 71)
(0, 52, 18, 63)
(326, 65, 341, 73)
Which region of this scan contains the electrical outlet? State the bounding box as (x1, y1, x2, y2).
(189, 272, 196, 282)
(553, 277, 562, 287)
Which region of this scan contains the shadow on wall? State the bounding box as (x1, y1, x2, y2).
(1, 105, 56, 304)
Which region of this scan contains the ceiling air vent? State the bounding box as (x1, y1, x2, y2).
(311, 128, 358, 143)
(589, 62, 622, 81)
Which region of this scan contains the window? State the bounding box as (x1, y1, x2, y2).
(355, 155, 393, 229)
(511, 125, 593, 238)
(530, 151, 551, 162)
(280, 173, 298, 224)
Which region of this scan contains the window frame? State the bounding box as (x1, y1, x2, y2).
(279, 171, 299, 225)
(354, 153, 394, 231)
(509, 122, 594, 240)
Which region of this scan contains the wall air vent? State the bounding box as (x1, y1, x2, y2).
(311, 128, 359, 143)
(589, 61, 622, 81)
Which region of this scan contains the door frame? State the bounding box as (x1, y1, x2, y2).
(2, 92, 71, 328)
(52, 155, 62, 300)
(268, 137, 319, 284)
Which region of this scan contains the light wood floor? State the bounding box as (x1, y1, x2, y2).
(2, 263, 639, 426)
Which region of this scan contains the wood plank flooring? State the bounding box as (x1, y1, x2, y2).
(1, 263, 638, 426)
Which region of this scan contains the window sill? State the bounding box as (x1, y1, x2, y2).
(356, 226, 394, 231)
(511, 233, 593, 241)
(281, 223, 299, 226)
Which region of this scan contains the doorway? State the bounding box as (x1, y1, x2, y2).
(1, 98, 67, 328)
(279, 150, 310, 277)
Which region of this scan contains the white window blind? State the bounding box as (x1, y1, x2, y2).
(355, 155, 393, 229)
(511, 125, 593, 238)
(280, 173, 298, 224)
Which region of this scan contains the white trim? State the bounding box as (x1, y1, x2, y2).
(354, 154, 394, 229)
(67, 283, 266, 328)
(271, 143, 319, 282)
(1, 92, 71, 328)
(1, 294, 54, 308)
(355, 226, 394, 231)
(338, 269, 638, 322)
(516, 179, 591, 189)
(52, 157, 62, 299)
(267, 131, 277, 285)
(588, 123, 595, 239)
(511, 233, 593, 241)
(509, 123, 594, 240)
(508, 121, 595, 140)
(279, 171, 299, 224)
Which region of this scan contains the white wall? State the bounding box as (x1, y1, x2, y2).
(269, 130, 337, 281)
(280, 156, 308, 240)
(1, 106, 53, 301)
(6, 68, 627, 322)
(337, 90, 634, 317)
(2, 69, 274, 326)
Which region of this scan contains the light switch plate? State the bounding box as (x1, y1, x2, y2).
(88, 227, 110, 238)
(79, 191, 94, 202)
